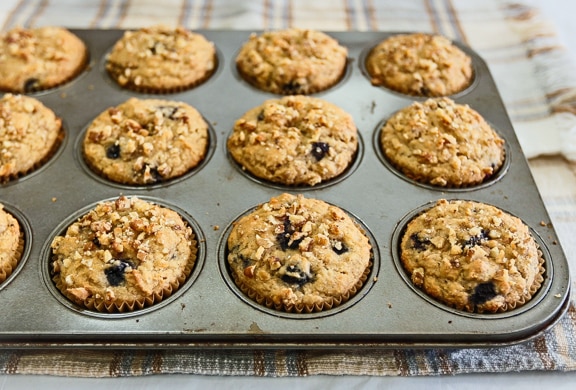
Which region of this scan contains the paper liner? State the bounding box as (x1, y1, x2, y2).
(0, 230, 24, 284)
(232, 260, 372, 314)
(236, 63, 347, 96)
(383, 134, 506, 189)
(233, 147, 359, 188)
(0, 125, 65, 184)
(81, 140, 209, 186)
(52, 235, 198, 314)
(370, 73, 474, 98)
(413, 248, 546, 315)
(477, 249, 546, 314)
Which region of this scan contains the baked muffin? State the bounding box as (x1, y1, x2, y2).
(50, 196, 197, 313)
(82, 97, 209, 185)
(0, 203, 24, 284)
(236, 28, 348, 95)
(0, 93, 64, 182)
(380, 97, 505, 187)
(227, 193, 372, 313)
(106, 25, 216, 93)
(365, 33, 473, 97)
(227, 95, 358, 186)
(400, 199, 544, 313)
(0, 26, 87, 93)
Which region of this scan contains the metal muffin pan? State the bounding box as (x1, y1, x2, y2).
(0, 29, 570, 349)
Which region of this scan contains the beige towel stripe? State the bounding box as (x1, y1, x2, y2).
(447, 0, 467, 43)
(424, 0, 440, 34)
(202, 0, 213, 28)
(253, 350, 265, 376)
(116, 0, 130, 28)
(437, 350, 454, 375)
(535, 336, 557, 370)
(28, 0, 48, 28)
(1, 0, 24, 31)
(296, 350, 308, 376)
(89, 0, 109, 28)
(343, 0, 352, 30)
(287, 0, 293, 28)
(6, 351, 20, 374)
(263, 0, 270, 29)
(366, 0, 377, 30)
(177, 0, 187, 27)
(393, 349, 409, 376)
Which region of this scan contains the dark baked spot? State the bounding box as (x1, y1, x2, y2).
(92, 237, 101, 247)
(23, 78, 40, 92)
(463, 229, 489, 248)
(141, 164, 163, 183)
(144, 122, 157, 134)
(106, 143, 121, 159)
(282, 80, 302, 94)
(469, 282, 497, 305)
(281, 264, 312, 286)
(410, 233, 431, 251)
(311, 142, 330, 161)
(481, 163, 498, 180)
(276, 218, 304, 250)
(105, 259, 135, 286)
(150, 166, 163, 182)
(257, 110, 265, 121)
(419, 85, 431, 96)
(149, 42, 160, 55)
(157, 105, 179, 120)
(237, 253, 252, 269)
(332, 242, 349, 254)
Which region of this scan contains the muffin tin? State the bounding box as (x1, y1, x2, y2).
(0, 29, 570, 349)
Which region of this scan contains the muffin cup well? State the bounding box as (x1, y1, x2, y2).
(46, 196, 204, 315)
(391, 200, 552, 317)
(219, 195, 379, 318)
